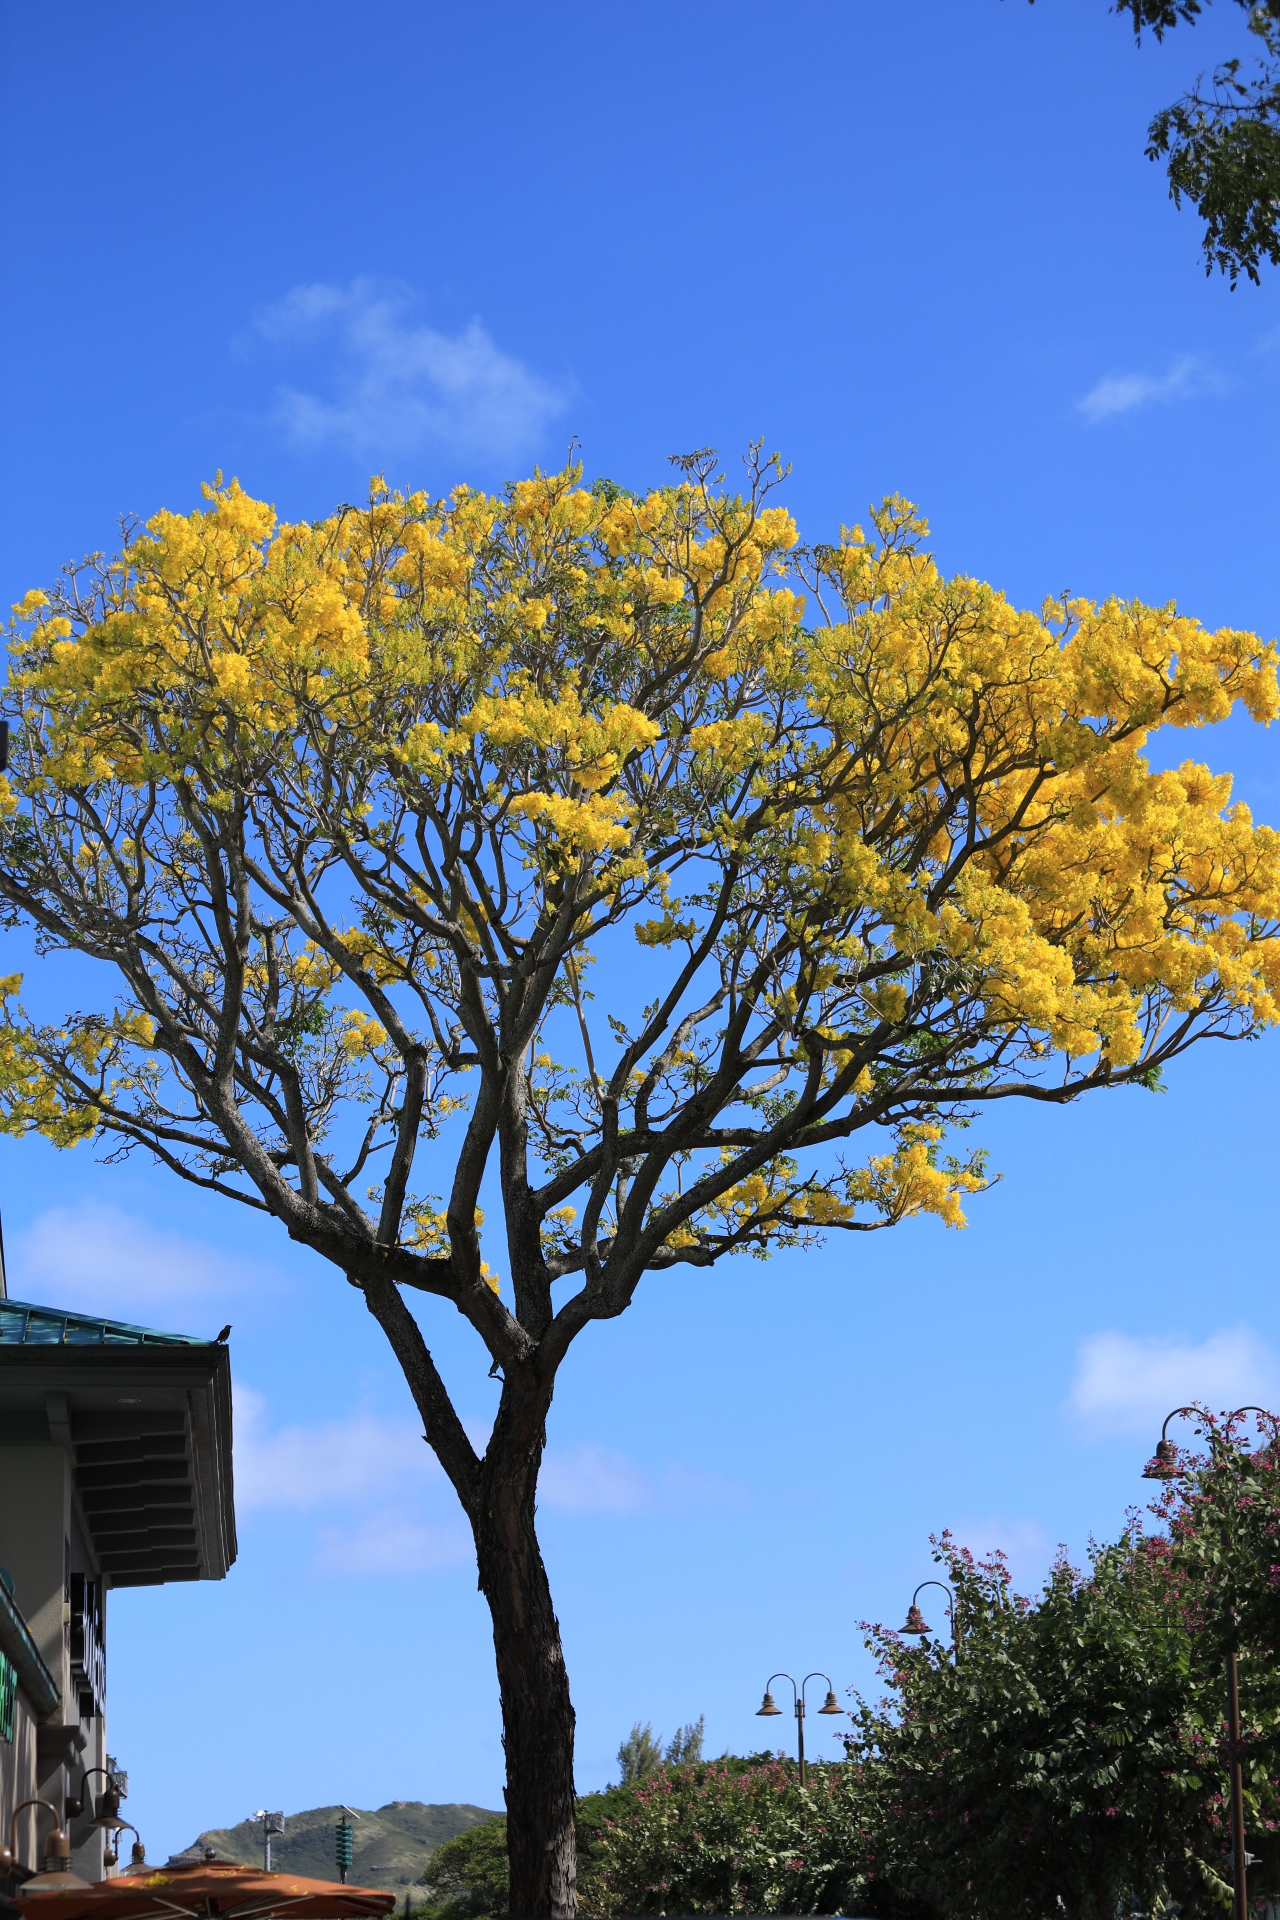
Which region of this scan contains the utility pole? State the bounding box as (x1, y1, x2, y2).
(253, 1811, 284, 1872)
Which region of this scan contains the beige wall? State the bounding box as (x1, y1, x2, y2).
(0, 1689, 41, 1873)
(1, 1444, 105, 1879)
(0, 1448, 71, 1702)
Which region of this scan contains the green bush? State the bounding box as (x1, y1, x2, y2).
(582, 1757, 870, 1916)
(417, 1817, 510, 1920)
(419, 1757, 880, 1918)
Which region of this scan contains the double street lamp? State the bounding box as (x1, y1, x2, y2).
(756, 1671, 842, 1786)
(1142, 1403, 1276, 1920)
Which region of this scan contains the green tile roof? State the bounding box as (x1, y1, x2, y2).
(0, 1298, 207, 1347)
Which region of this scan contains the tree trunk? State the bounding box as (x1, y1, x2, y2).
(474, 1462, 577, 1918)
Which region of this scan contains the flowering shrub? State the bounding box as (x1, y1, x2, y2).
(849, 1421, 1280, 1920)
(419, 1757, 889, 1918)
(581, 1757, 870, 1916)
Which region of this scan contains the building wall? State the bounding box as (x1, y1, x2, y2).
(0, 1448, 70, 1699)
(0, 1443, 106, 1879)
(0, 1687, 39, 1873)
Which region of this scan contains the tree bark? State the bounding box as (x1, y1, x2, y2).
(474, 1453, 577, 1918)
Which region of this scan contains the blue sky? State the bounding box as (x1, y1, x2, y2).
(2, 0, 1279, 1865)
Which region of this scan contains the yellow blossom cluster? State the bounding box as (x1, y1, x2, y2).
(1, 457, 1277, 1276)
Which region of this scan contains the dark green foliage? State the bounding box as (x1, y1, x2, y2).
(615, 1715, 705, 1785)
(584, 1758, 869, 1916)
(850, 1414, 1280, 1920)
(851, 1538, 1225, 1919)
(429, 1422, 1280, 1917)
(1025, 0, 1280, 281)
(615, 1722, 666, 1786)
(664, 1716, 706, 1768)
(417, 1757, 869, 1918)
(1146, 9, 1280, 283)
(418, 1817, 512, 1920)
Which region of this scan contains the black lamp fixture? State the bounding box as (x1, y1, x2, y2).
(901, 1580, 960, 1655)
(756, 1670, 842, 1786)
(0, 1797, 92, 1890)
(1141, 1405, 1200, 1480)
(66, 1766, 124, 1830)
(103, 1823, 146, 1874)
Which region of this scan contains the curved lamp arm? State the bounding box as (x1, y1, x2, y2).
(800, 1671, 843, 1716)
(1, 1797, 71, 1872)
(756, 1671, 797, 1716)
(66, 1766, 116, 1824)
(1228, 1405, 1280, 1441)
(104, 1822, 145, 1873)
(902, 1580, 958, 1643)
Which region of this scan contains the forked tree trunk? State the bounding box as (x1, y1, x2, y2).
(474, 1458, 577, 1917)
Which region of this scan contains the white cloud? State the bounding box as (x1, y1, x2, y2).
(539, 1443, 733, 1515)
(949, 1516, 1055, 1591)
(311, 1513, 471, 1576)
(235, 1390, 727, 1537)
(1067, 1326, 1280, 1436)
(10, 1203, 258, 1326)
(233, 1384, 440, 1511)
(1077, 354, 1226, 423)
(539, 1443, 651, 1515)
(254, 279, 568, 464)
(234, 1386, 467, 1576)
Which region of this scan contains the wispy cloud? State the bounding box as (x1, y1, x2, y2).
(540, 1442, 733, 1516)
(312, 1513, 471, 1576)
(235, 1385, 467, 1575)
(233, 1384, 439, 1511)
(11, 1203, 263, 1327)
(234, 1394, 728, 1572)
(253, 279, 569, 465)
(1067, 1326, 1280, 1435)
(1077, 354, 1226, 424)
(949, 1516, 1055, 1590)
(539, 1443, 651, 1515)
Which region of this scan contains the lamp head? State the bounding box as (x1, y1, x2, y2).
(756, 1690, 781, 1716)
(818, 1689, 842, 1715)
(91, 1786, 123, 1830)
(1143, 1438, 1180, 1481)
(901, 1605, 930, 1635)
(103, 1842, 118, 1870)
(131, 1838, 147, 1868)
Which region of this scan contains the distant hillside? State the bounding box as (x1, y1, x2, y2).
(187, 1802, 501, 1890)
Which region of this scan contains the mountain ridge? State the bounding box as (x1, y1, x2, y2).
(186, 1801, 501, 1890)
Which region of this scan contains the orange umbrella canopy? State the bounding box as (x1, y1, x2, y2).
(14, 1859, 397, 1920)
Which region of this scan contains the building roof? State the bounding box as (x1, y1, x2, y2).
(0, 1307, 237, 1589)
(0, 1298, 208, 1349)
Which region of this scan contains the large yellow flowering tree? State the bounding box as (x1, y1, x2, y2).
(2, 447, 1279, 1916)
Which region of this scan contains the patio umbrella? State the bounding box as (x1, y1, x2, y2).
(13, 1859, 398, 1920)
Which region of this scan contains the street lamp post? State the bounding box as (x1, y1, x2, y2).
(899, 1580, 960, 1658)
(756, 1671, 842, 1786)
(1142, 1403, 1276, 1920)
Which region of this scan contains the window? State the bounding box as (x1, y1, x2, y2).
(0, 1650, 15, 1743)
